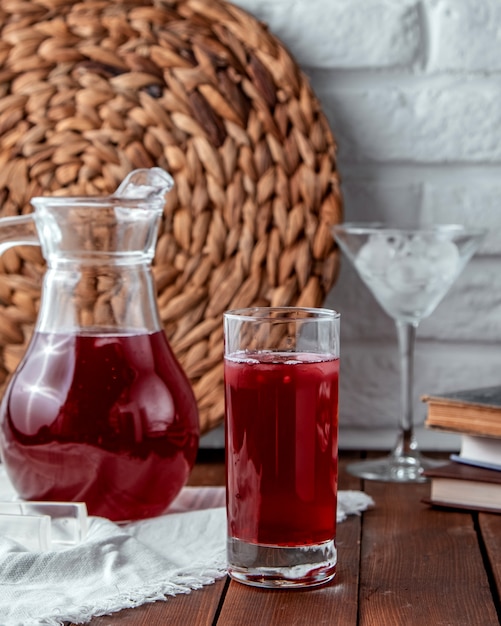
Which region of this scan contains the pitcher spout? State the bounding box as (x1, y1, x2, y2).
(113, 167, 175, 207)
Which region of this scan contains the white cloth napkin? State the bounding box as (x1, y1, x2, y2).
(0, 468, 374, 626)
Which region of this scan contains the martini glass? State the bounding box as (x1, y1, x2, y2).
(332, 223, 487, 482)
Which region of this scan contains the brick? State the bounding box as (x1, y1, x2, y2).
(419, 260, 501, 340)
(316, 81, 501, 162)
(338, 340, 501, 432)
(232, 0, 421, 68)
(338, 343, 400, 430)
(427, 0, 501, 72)
(341, 179, 423, 225)
(421, 184, 501, 254)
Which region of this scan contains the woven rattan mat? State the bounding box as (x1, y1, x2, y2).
(0, 0, 342, 434)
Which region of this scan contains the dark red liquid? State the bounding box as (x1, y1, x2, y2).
(225, 352, 339, 547)
(0, 330, 199, 521)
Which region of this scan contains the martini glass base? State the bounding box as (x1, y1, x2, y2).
(346, 453, 447, 483)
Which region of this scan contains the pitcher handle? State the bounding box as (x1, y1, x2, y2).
(0, 214, 39, 256)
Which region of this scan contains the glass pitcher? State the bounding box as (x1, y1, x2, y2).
(0, 168, 200, 521)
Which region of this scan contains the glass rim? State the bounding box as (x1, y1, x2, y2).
(332, 222, 488, 237)
(223, 306, 340, 322)
(30, 196, 164, 209)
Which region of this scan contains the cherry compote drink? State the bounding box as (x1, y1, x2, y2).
(0, 330, 199, 521)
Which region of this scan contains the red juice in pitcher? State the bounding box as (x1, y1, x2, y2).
(225, 351, 339, 547)
(0, 330, 199, 521)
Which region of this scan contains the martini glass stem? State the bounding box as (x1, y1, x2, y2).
(394, 320, 419, 459)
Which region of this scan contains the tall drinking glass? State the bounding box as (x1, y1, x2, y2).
(332, 223, 486, 482)
(224, 307, 340, 588)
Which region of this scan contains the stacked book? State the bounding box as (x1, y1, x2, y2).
(422, 385, 501, 514)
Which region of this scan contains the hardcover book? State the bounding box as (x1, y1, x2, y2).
(450, 434, 501, 472)
(424, 461, 501, 513)
(422, 385, 501, 438)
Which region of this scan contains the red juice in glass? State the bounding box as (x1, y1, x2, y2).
(0, 330, 199, 521)
(225, 351, 339, 547)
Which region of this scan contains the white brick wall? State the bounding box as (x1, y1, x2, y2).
(203, 0, 501, 450)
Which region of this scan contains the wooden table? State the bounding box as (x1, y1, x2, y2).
(81, 451, 501, 626)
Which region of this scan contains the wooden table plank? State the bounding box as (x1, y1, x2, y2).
(360, 478, 499, 626)
(187, 456, 226, 487)
(216, 457, 363, 625)
(479, 512, 501, 611)
(85, 579, 227, 626)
